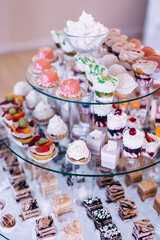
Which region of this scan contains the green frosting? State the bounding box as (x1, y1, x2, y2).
(95, 91, 114, 98)
(97, 75, 118, 86)
(76, 56, 96, 65)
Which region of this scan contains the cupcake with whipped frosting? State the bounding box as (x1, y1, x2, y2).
(116, 73, 138, 94)
(13, 81, 31, 98)
(107, 108, 127, 140)
(25, 90, 42, 111)
(123, 128, 144, 158)
(132, 59, 158, 87)
(142, 132, 160, 159)
(46, 115, 68, 141)
(66, 140, 90, 163)
(112, 41, 136, 57)
(33, 101, 54, 124)
(94, 104, 112, 127)
(119, 49, 144, 70)
(108, 64, 126, 76)
(126, 116, 141, 129)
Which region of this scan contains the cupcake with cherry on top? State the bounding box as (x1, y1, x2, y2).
(11, 120, 36, 144)
(2, 107, 26, 128)
(28, 136, 55, 161)
(0, 93, 23, 112)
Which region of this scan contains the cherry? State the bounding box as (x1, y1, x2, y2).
(114, 109, 122, 116)
(129, 117, 136, 122)
(129, 128, 137, 136)
(145, 132, 155, 143)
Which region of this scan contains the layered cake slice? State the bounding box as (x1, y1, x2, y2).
(153, 194, 160, 215)
(51, 194, 73, 217)
(11, 180, 32, 202)
(35, 216, 56, 240)
(83, 197, 103, 218)
(32, 163, 50, 180)
(97, 167, 113, 188)
(106, 181, 125, 203)
(9, 165, 25, 183)
(92, 208, 112, 229)
(62, 220, 83, 240)
(38, 172, 59, 198)
(3, 153, 20, 171)
(21, 198, 40, 221)
(99, 223, 122, 240)
(137, 178, 157, 202)
(132, 219, 155, 240)
(118, 198, 138, 220)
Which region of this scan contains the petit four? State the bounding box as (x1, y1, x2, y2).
(0, 214, 16, 229)
(11, 180, 32, 202)
(67, 140, 90, 163)
(62, 220, 83, 240)
(153, 194, 160, 215)
(13, 81, 31, 97)
(108, 64, 126, 76)
(137, 178, 157, 202)
(3, 154, 20, 171)
(35, 69, 61, 88)
(125, 171, 143, 187)
(141, 46, 155, 58)
(118, 198, 138, 220)
(92, 208, 112, 229)
(116, 73, 138, 94)
(9, 165, 25, 183)
(106, 180, 125, 203)
(99, 223, 122, 240)
(0, 93, 23, 112)
(101, 140, 120, 169)
(36, 47, 55, 62)
(35, 216, 56, 240)
(51, 194, 73, 217)
(83, 197, 103, 218)
(33, 101, 54, 124)
(129, 38, 141, 49)
(86, 129, 105, 155)
(142, 132, 160, 159)
(21, 198, 40, 221)
(104, 34, 128, 53)
(32, 59, 51, 75)
(32, 163, 50, 180)
(112, 40, 135, 57)
(97, 167, 114, 188)
(132, 219, 155, 240)
(119, 49, 144, 70)
(46, 115, 68, 140)
(58, 78, 82, 100)
(2, 107, 26, 128)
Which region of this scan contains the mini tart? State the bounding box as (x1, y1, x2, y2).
(28, 136, 55, 160)
(31, 59, 52, 75)
(33, 116, 52, 123)
(33, 46, 58, 63)
(2, 108, 26, 128)
(0, 93, 23, 112)
(46, 131, 68, 141)
(67, 154, 89, 163)
(11, 120, 36, 144)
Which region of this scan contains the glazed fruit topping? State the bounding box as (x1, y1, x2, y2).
(114, 109, 122, 116)
(145, 132, 155, 142)
(28, 136, 41, 147)
(9, 108, 17, 115)
(6, 95, 14, 102)
(38, 138, 47, 145)
(35, 145, 50, 153)
(29, 120, 35, 127)
(6, 112, 25, 121)
(18, 119, 27, 128)
(129, 117, 136, 122)
(129, 128, 137, 136)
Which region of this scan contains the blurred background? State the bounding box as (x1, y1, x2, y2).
(0, 0, 159, 94)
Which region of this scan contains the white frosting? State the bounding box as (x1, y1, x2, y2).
(30, 143, 55, 156)
(107, 110, 127, 130)
(89, 129, 102, 139)
(33, 101, 53, 120)
(59, 34, 74, 53)
(119, 49, 144, 63)
(93, 74, 118, 93)
(108, 28, 121, 36)
(94, 104, 112, 116)
(123, 128, 144, 149)
(132, 59, 158, 75)
(76, 55, 98, 72)
(100, 54, 119, 68)
(92, 47, 108, 59)
(142, 133, 160, 153)
(116, 73, 138, 94)
(126, 116, 141, 129)
(112, 41, 135, 53)
(47, 115, 68, 136)
(105, 34, 128, 47)
(13, 81, 31, 96)
(107, 140, 117, 150)
(67, 139, 90, 160)
(50, 30, 62, 44)
(108, 64, 126, 76)
(25, 90, 42, 109)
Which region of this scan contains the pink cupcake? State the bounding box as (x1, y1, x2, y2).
(32, 59, 51, 75)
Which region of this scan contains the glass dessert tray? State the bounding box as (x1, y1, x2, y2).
(26, 63, 160, 105)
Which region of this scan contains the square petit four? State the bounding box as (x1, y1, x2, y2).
(137, 178, 157, 202)
(99, 223, 122, 240)
(101, 141, 120, 169)
(38, 173, 59, 198)
(35, 216, 56, 240)
(97, 167, 114, 188)
(3, 154, 19, 171)
(11, 180, 32, 202)
(92, 208, 112, 229)
(106, 181, 125, 203)
(118, 198, 138, 220)
(9, 165, 25, 183)
(62, 220, 83, 240)
(125, 171, 143, 187)
(86, 129, 106, 155)
(153, 194, 160, 215)
(51, 194, 73, 217)
(32, 163, 50, 180)
(21, 198, 40, 221)
(132, 219, 155, 240)
(83, 197, 103, 218)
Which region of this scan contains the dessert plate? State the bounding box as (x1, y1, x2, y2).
(27, 147, 58, 164)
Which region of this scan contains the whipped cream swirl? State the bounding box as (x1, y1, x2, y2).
(47, 115, 68, 136)
(67, 140, 90, 160)
(123, 128, 144, 149)
(33, 101, 53, 120)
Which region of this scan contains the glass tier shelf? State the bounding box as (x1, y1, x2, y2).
(26, 63, 160, 105)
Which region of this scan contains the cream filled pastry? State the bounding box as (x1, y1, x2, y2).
(142, 132, 160, 159)
(107, 108, 127, 140)
(46, 115, 68, 140)
(13, 81, 31, 97)
(116, 73, 138, 94)
(33, 101, 54, 123)
(67, 139, 90, 163)
(104, 34, 128, 52)
(119, 49, 144, 70)
(123, 128, 144, 159)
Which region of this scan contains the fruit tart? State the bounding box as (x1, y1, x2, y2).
(0, 93, 23, 112)
(2, 107, 26, 128)
(11, 120, 36, 144)
(28, 136, 55, 160)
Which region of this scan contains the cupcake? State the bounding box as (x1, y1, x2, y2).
(13, 81, 31, 97)
(34, 69, 61, 89)
(116, 73, 138, 94)
(11, 120, 36, 144)
(58, 78, 82, 100)
(132, 59, 158, 87)
(94, 104, 112, 127)
(0, 94, 23, 112)
(2, 107, 26, 128)
(33, 101, 54, 124)
(67, 140, 90, 163)
(100, 54, 119, 68)
(25, 90, 43, 111)
(36, 47, 56, 62)
(28, 136, 55, 161)
(46, 115, 68, 140)
(108, 64, 126, 76)
(112, 41, 136, 57)
(107, 108, 127, 140)
(93, 74, 119, 102)
(126, 116, 141, 129)
(104, 34, 128, 52)
(123, 128, 144, 159)
(142, 132, 160, 159)
(119, 49, 144, 71)
(32, 59, 52, 75)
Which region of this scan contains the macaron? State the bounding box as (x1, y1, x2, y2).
(129, 38, 141, 49)
(141, 47, 155, 58)
(147, 55, 160, 69)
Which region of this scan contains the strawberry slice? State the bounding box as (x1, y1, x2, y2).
(35, 145, 50, 153)
(28, 136, 41, 147)
(145, 132, 155, 142)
